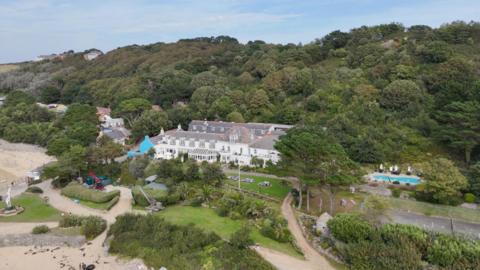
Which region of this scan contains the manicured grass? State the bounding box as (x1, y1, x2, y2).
(77, 198, 115, 210)
(158, 206, 302, 258)
(226, 173, 291, 199)
(0, 193, 61, 222)
(388, 197, 480, 224)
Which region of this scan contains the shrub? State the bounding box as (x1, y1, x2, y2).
(59, 215, 107, 240)
(230, 226, 254, 249)
(427, 234, 480, 269)
(392, 180, 400, 185)
(61, 183, 120, 203)
(51, 177, 72, 188)
(380, 224, 429, 255)
(32, 225, 50, 234)
(107, 214, 274, 270)
(327, 213, 373, 243)
(189, 197, 203, 207)
(26, 186, 43, 194)
(391, 188, 401, 198)
(464, 193, 476, 203)
(59, 215, 84, 227)
(260, 217, 292, 243)
(81, 216, 107, 239)
(343, 238, 423, 270)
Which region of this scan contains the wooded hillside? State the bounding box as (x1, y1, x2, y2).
(1, 21, 480, 168)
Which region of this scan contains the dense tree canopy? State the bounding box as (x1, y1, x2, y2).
(1, 20, 480, 193)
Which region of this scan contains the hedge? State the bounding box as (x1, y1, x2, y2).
(105, 195, 120, 210)
(61, 182, 120, 203)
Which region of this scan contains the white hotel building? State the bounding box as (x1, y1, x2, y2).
(150, 120, 292, 166)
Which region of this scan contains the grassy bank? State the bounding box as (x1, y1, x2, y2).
(158, 205, 301, 258)
(0, 193, 61, 222)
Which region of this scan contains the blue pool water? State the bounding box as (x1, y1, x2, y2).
(371, 174, 421, 185)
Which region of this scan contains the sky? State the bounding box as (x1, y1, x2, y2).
(0, 0, 479, 63)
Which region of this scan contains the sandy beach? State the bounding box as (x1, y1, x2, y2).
(0, 139, 55, 189)
(0, 244, 147, 270)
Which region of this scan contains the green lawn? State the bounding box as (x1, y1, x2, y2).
(387, 197, 480, 223)
(0, 193, 61, 222)
(226, 173, 291, 199)
(158, 205, 302, 258)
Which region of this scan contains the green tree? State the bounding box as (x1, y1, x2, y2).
(184, 161, 200, 181)
(415, 158, 468, 205)
(209, 96, 234, 119)
(115, 98, 151, 127)
(131, 110, 170, 139)
(275, 127, 359, 211)
(65, 121, 98, 146)
(40, 85, 61, 104)
(4, 90, 35, 107)
(62, 103, 98, 126)
(89, 136, 124, 164)
(417, 40, 452, 63)
(201, 162, 225, 186)
(226, 111, 245, 123)
(190, 86, 224, 118)
(379, 80, 428, 116)
(435, 101, 480, 164)
(47, 136, 81, 156)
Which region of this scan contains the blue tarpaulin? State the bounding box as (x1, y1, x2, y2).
(128, 135, 154, 157)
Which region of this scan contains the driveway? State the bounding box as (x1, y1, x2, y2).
(388, 210, 480, 239)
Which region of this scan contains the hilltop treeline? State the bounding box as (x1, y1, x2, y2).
(1, 21, 480, 168)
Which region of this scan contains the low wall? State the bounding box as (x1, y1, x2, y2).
(0, 234, 85, 248)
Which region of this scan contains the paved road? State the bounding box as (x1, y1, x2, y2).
(389, 210, 480, 239)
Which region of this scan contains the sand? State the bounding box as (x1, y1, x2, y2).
(0, 139, 56, 188)
(0, 181, 147, 270)
(0, 244, 147, 270)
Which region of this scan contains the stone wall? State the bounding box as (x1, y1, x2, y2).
(0, 233, 85, 247)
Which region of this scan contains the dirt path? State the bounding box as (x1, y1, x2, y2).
(279, 194, 334, 270)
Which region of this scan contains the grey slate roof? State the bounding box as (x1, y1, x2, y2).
(250, 134, 280, 150)
(102, 127, 130, 140)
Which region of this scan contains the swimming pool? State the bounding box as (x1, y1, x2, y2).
(371, 173, 421, 185)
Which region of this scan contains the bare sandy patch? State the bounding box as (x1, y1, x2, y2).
(0, 139, 55, 187)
